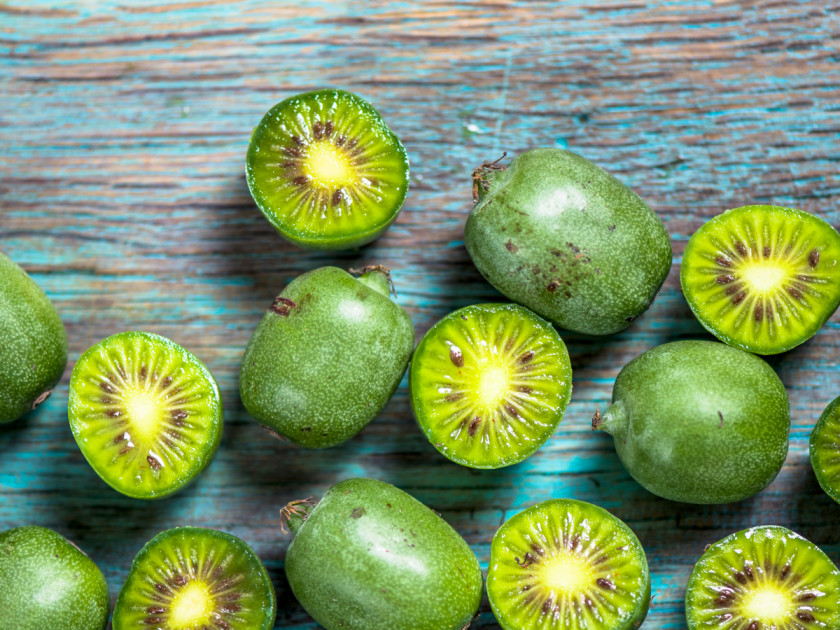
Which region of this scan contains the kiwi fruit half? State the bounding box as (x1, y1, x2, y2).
(112, 526, 276, 630)
(810, 395, 840, 505)
(487, 498, 651, 630)
(0, 525, 110, 630)
(68, 331, 223, 499)
(681, 205, 840, 354)
(246, 89, 409, 250)
(685, 525, 840, 629)
(410, 303, 572, 468)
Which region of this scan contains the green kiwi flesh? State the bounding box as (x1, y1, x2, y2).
(810, 395, 840, 505)
(487, 498, 651, 630)
(0, 526, 110, 630)
(246, 89, 409, 250)
(410, 303, 572, 468)
(112, 526, 276, 630)
(685, 526, 840, 629)
(681, 205, 840, 355)
(68, 331, 223, 499)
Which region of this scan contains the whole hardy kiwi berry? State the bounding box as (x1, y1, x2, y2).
(0, 251, 68, 423)
(465, 148, 672, 335)
(0, 526, 110, 630)
(282, 478, 483, 630)
(240, 265, 414, 448)
(594, 340, 790, 504)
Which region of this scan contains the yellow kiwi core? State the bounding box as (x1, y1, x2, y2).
(741, 585, 792, 623)
(541, 553, 593, 595)
(124, 388, 164, 441)
(303, 141, 355, 189)
(476, 362, 511, 408)
(740, 261, 789, 294)
(169, 581, 213, 628)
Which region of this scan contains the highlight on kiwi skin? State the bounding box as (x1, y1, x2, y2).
(685, 526, 840, 630)
(487, 498, 651, 630)
(68, 331, 223, 500)
(246, 89, 410, 250)
(112, 526, 276, 630)
(409, 303, 572, 469)
(681, 205, 840, 355)
(810, 395, 840, 506)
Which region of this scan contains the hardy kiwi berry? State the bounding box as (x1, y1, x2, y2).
(685, 526, 840, 629)
(0, 526, 110, 630)
(810, 395, 840, 505)
(681, 205, 840, 354)
(239, 265, 414, 448)
(112, 527, 276, 630)
(410, 303, 572, 468)
(594, 340, 790, 504)
(282, 477, 483, 630)
(464, 148, 672, 335)
(68, 331, 223, 499)
(487, 498, 651, 630)
(246, 89, 409, 250)
(0, 251, 68, 424)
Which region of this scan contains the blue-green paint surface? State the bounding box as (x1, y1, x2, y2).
(1, 2, 839, 628)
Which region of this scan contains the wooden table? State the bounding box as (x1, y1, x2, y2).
(2, 2, 839, 628)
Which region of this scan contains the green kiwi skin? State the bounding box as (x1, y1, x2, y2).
(487, 499, 651, 630)
(68, 331, 223, 500)
(0, 526, 110, 630)
(685, 526, 840, 629)
(284, 478, 483, 630)
(246, 89, 410, 251)
(681, 205, 840, 355)
(0, 251, 68, 424)
(596, 340, 790, 504)
(465, 148, 672, 335)
(112, 526, 276, 630)
(810, 395, 840, 505)
(239, 266, 414, 449)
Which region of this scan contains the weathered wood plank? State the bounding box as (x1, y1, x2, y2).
(1, 1, 840, 628)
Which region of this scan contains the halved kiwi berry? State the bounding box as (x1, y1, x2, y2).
(68, 331, 222, 500)
(488, 498, 650, 630)
(409, 303, 572, 469)
(681, 205, 840, 355)
(810, 396, 840, 505)
(685, 525, 840, 629)
(112, 527, 276, 630)
(246, 89, 409, 250)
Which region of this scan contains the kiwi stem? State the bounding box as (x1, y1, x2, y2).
(351, 265, 395, 298)
(592, 401, 627, 438)
(472, 152, 507, 203)
(280, 498, 316, 536)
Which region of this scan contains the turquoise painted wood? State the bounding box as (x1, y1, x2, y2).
(2, 2, 840, 628)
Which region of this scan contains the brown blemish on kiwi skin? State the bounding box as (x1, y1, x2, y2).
(270, 297, 298, 317)
(505, 240, 518, 253)
(351, 507, 366, 519)
(718, 411, 725, 428)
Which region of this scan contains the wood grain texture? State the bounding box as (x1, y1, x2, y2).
(2, 1, 840, 628)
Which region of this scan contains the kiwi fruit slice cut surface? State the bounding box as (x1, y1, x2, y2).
(0, 525, 110, 630)
(68, 331, 223, 499)
(681, 205, 840, 355)
(246, 89, 409, 250)
(810, 395, 840, 505)
(685, 525, 840, 629)
(112, 526, 276, 630)
(410, 303, 572, 468)
(487, 498, 651, 630)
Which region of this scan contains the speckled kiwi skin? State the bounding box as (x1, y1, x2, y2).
(0, 526, 110, 630)
(598, 340, 790, 504)
(285, 478, 483, 630)
(465, 148, 672, 335)
(239, 267, 414, 448)
(0, 252, 68, 423)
